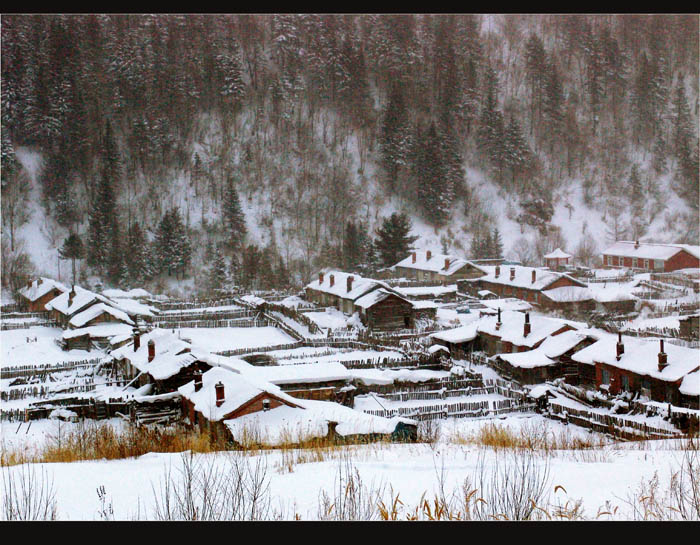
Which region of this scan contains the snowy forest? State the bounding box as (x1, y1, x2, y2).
(1, 14, 699, 296)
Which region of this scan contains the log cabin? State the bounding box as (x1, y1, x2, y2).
(392, 250, 486, 284)
(18, 277, 68, 312)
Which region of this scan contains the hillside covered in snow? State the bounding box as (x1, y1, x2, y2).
(2, 14, 698, 296)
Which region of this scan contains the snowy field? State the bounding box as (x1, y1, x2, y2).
(1, 327, 97, 367)
(177, 327, 297, 352)
(0, 414, 692, 520)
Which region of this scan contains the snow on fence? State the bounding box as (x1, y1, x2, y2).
(363, 398, 535, 422)
(0, 357, 106, 379)
(154, 318, 274, 329)
(1, 320, 59, 330)
(548, 402, 682, 439)
(149, 297, 242, 311)
(153, 309, 255, 321)
(1, 380, 97, 402)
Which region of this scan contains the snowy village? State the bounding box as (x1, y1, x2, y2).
(1, 14, 699, 522)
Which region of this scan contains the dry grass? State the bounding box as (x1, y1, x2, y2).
(1, 421, 228, 467)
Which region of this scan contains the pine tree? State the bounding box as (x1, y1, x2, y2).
(503, 115, 532, 189)
(651, 133, 667, 175)
(58, 232, 85, 285)
(374, 212, 419, 268)
(1, 134, 31, 252)
(380, 82, 411, 192)
(415, 123, 452, 226)
(342, 221, 362, 271)
(207, 247, 229, 296)
(491, 228, 504, 259)
(126, 221, 150, 283)
(222, 175, 247, 251)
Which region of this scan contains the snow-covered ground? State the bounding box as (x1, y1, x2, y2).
(0, 414, 692, 520)
(176, 327, 297, 353)
(1, 327, 99, 367)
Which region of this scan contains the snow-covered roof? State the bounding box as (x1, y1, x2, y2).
(393, 251, 485, 276)
(428, 344, 449, 354)
(467, 265, 586, 291)
(394, 285, 457, 297)
(680, 369, 699, 397)
(542, 286, 594, 303)
(354, 288, 411, 310)
(348, 368, 451, 386)
(498, 349, 555, 368)
(62, 323, 135, 341)
(430, 322, 480, 344)
(107, 297, 159, 318)
(45, 286, 112, 316)
(571, 334, 700, 383)
(111, 328, 219, 379)
(544, 248, 572, 259)
(178, 366, 301, 422)
(19, 277, 68, 302)
(306, 270, 388, 301)
(602, 241, 700, 261)
(480, 298, 532, 311)
(101, 288, 152, 299)
(537, 330, 597, 358)
(248, 362, 351, 386)
(477, 310, 580, 348)
(68, 303, 134, 328)
(497, 330, 596, 369)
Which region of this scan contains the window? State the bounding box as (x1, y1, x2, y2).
(618, 256, 624, 266)
(607, 256, 613, 266)
(643, 259, 649, 269)
(654, 260, 664, 271)
(262, 399, 271, 411)
(601, 368, 610, 385)
(621, 375, 630, 391)
(632, 258, 638, 268)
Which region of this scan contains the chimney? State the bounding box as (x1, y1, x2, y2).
(634, 240, 640, 249)
(215, 382, 225, 407)
(658, 339, 668, 371)
(426, 250, 432, 261)
(495, 265, 500, 278)
(37, 278, 43, 285)
(496, 307, 502, 331)
(532, 270, 536, 284)
(510, 267, 515, 281)
(319, 272, 324, 284)
(444, 258, 450, 270)
(26, 279, 32, 289)
(524, 312, 531, 337)
(347, 275, 354, 293)
(411, 252, 416, 264)
(616, 333, 624, 361)
(194, 370, 203, 392)
(133, 329, 141, 352)
(68, 286, 76, 307)
(148, 339, 156, 363)
(329, 274, 335, 288)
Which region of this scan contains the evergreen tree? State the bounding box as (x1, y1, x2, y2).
(207, 246, 229, 296)
(342, 221, 362, 271)
(379, 82, 411, 192)
(627, 164, 644, 207)
(222, 175, 248, 251)
(491, 227, 504, 259)
(126, 221, 150, 283)
(415, 123, 453, 226)
(58, 232, 85, 285)
(374, 212, 418, 267)
(651, 133, 667, 175)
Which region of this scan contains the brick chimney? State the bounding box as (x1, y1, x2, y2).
(194, 370, 203, 392)
(27, 279, 32, 289)
(329, 274, 335, 288)
(319, 272, 324, 284)
(496, 307, 502, 331)
(510, 267, 516, 281)
(133, 329, 141, 352)
(426, 250, 432, 261)
(68, 286, 76, 308)
(616, 332, 624, 361)
(147, 339, 156, 363)
(215, 381, 225, 407)
(411, 252, 416, 264)
(634, 240, 640, 249)
(524, 312, 531, 337)
(532, 270, 536, 284)
(658, 339, 668, 371)
(347, 275, 354, 293)
(444, 258, 450, 270)
(495, 265, 500, 278)
(37, 278, 43, 285)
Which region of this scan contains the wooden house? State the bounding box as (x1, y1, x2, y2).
(18, 277, 68, 313)
(458, 265, 586, 306)
(571, 334, 700, 405)
(391, 250, 486, 284)
(543, 248, 572, 270)
(353, 289, 414, 330)
(601, 241, 700, 273)
(679, 314, 700, 340)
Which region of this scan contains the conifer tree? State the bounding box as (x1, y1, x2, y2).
(58, 232, 84, 285)
(374, 212, 418, 268)
(207, 246, 229, 296)
(222, 175, 248, 251)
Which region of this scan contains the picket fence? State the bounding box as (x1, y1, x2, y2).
(548, 402, 682, 439)
(153, 309, 255, 321)
(154, 318, 274, 330)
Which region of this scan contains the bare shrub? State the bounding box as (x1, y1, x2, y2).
(1, 464, 58, 520)
(151, 451, 278, 520)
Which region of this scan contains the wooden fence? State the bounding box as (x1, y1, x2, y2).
(548, 402, 683, 440)
(363, 398, 536, 422)
(0, 357, 107, 379)
(154, 318, 273, 330)
(153, 308, 255, 321)
(1, 320, 59, 330)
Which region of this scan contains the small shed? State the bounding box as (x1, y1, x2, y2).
(544, 248, 572, 269)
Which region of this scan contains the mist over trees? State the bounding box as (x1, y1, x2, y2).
(1, 14, 698, 292)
